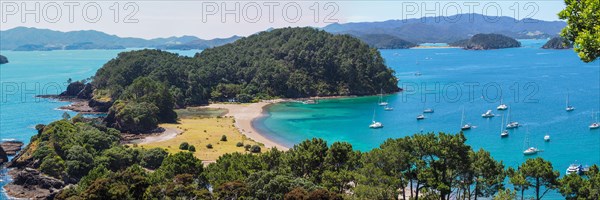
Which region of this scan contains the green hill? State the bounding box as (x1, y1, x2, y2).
(542, 37, 573, 49)
(449, 33, 521, 50)
(0, 55, 7, 64)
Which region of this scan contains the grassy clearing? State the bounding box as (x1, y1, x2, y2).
(139, 108, 263, 161)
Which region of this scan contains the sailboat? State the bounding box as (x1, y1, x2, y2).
(506, 109, 520, 129)
(384, 106, 394, 111)
(460, 108, 472, 130)
(481, 110, 495, 118)
(500, 115, 509, 137)
(523, 127, 540, 155)
(497, 98, 508, 110)
(416, 114, 425, 120)
(565, 93, 575, 112)
(590, 110, 599, 129)
(369, 109, 383, 129)
(423, 102, 434, 113)
(378, 89, 388, 106)
(544, 134, 550, 142)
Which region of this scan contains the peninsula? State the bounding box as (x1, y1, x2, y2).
(449, 33, 521, 50)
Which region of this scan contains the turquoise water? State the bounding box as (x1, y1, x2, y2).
(0, 49, 198, 198)
(256, 40, 600, 197)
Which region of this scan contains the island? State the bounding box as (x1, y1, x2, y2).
(542, 37, 573, 49)
(352, 34, 417, 49)
(0, 54, 8, 64)
(449, 33, 521, 50)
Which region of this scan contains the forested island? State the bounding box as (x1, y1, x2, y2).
(449, 34, 521, 50)
(352, 34, 417, 49)
(542, 37, 573, 49)
(60, 27, 398, 133)
(5, 117, 599, 199)
(0, 54, 8, 64)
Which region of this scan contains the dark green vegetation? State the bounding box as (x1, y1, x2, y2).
(87, 27, 398, 132)
(352, 34, 417, 49)
(542, 37, 573, 49)
(0, 54, 8, 64)
(0, 27, 236, 51)
(324, 14, 566, 43)
(559, 0, 600, 62)
(449, 34, 521, 50)
(12, 120, 599, 199)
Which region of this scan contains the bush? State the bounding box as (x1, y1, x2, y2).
(244, 144, 252, 151)
(188, 145, 196, 152)
(206, 144, 213, 149)
(221, 135, 227, 142)
(250, 145, 261, 153)
(179, 142, 190, 150)
(236, 142, 244, 147)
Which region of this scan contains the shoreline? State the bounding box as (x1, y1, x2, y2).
(206, 100, 290, 150)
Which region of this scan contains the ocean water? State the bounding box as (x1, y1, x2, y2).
(0, 49, 198, 198)
(255, 40, 600, 198)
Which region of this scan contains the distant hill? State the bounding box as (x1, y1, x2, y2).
(542, 37, 572, 49)
(0, 55, 7, 64)
(351, 34, 417, 49)
(0, 27, 234, 51)
(323, 13, 566, 43)
(449, 34, 521, 50)
(157, 36, 241, 50)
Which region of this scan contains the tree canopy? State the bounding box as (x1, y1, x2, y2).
(559, 0, 600, 62)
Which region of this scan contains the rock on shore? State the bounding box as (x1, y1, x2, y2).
(3, 168, 65, 200)
(0, 141, 24, 155)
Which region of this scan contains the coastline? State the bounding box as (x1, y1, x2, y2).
(206, 100, 290, 150)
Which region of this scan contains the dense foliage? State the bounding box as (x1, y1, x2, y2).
(12, 119, 600, 199)
(542, 37, 573, 49)
(450, 34, 521, 50)
(559, 0, 600, 62)
(0, 54, 8, 64)
(93, 27, 398, 104)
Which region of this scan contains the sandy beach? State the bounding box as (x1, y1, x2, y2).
(206, 100, 290, 150)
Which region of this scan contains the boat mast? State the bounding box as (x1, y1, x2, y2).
(461, 107, 465, 127)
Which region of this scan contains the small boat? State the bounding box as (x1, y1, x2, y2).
(497, 99, 508, 110)
(505, 109, 519, 129)
(460, 107, 471, 130)
(566, 163, 584, 175)
(378, 89, 388, 106)
(589, 111, 599, 129)
(523, 147, 539, 155)
(565, 93, 575, 112)
(544, 134, 550, 142)
(423, 108, 434, 113)
(500, 114, 508, 138)
(414, 72, 422, 76)
(369, 109, 383, 129)
(303, 99, 317, 104)
(384, 106, 393, 111)
(482, 110, 495, 118)
(416, 114, 425, 120)
(523, 127, 540, 155)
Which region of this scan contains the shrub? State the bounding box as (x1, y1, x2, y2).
(206, 144, 213, 149)
(244, 144, 251, 151)
(236, 142, 244, 147)
(179, 142, 190, 150)
(221, 135, 227, 141)
(250, 145, 261, 153)
(188, 145, 196, 152)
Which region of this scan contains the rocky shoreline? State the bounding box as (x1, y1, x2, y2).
(4, 168, 65, 200)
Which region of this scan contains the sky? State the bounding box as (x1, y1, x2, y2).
(0, 1, 567, 39)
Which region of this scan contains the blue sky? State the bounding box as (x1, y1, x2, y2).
(0, 1, 566, 39)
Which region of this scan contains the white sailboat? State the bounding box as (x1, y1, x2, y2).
(482, 110, 495, 118)
(384, 106, 394, 111)
(506, 109, 519, 129)
(378, 89, 388, 106)
(460, 107, 472, 130)
(500, 114, 509, 137)
(590, 110, 599, 129)
(523, 127, 540, 155)
(497, 98, 508, 110)
(544, 134, 550, 142)
(416, 114, 425, 120)
(565, 93, 575, 112)
(423, 102, 434, 113)
(369, 109, 383, 129)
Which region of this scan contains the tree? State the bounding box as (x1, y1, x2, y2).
(215, 181, 249, 200)
(469, 149, 506, 199)
(513, 158, 560, 200)
(493, 188, 517, 200)
(286, 138, 328, 182)
(156, 152, 204, 181)
(559, 0, 600, 62)
(179, 142, 190, 150)
(188, 145, 196, 152)
(559, 173, 589, 199)
(139, 148, 168, 170)
(250, 145, 261, 153)
(221, 135, 228, 141)
(508, 168, 530, 200)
